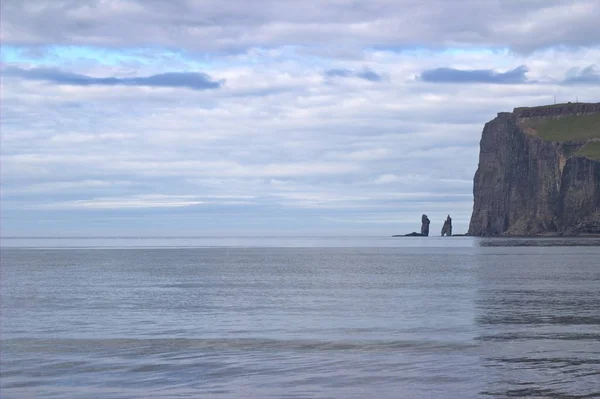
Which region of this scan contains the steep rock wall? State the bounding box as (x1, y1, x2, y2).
(556, 156, 600, 234)
(468, 104, 600, 236)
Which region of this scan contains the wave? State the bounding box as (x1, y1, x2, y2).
(2, 337, 476, 354)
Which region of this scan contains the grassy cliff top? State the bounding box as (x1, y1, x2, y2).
(514, 102, 600, 160)
(519, 113, 600, 142)
(576, 142, 600, 161)
(514, 102, 597, 111)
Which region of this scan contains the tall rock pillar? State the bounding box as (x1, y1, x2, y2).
(441, 215, 452, 236)
(421, 214, 431, 236)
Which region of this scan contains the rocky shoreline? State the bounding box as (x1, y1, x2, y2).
(393, 214, 456, 237)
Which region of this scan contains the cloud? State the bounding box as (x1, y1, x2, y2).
(2, 180, 133, 195)
(325, 149, 389, 161)
(2, 36, 600, 235)
(325, 68, 383, 82)
(39, 195, 204, 210)
(325, 69, 354, 78)
(373, 174, 401, 184)
(419, 65, 529, 84)
(563, 64, 600, 84)
(2, 66, 223, 90)
(2, 0, 599, 54)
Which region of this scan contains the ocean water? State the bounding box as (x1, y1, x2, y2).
(1, 236, 599, 398)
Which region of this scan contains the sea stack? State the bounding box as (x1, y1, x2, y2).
(421, 214, 431, 236)
(441, 215, 452, 236)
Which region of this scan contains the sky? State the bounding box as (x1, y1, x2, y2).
(1, 0, 599, 237)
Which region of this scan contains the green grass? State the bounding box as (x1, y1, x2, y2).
(520, 114, 600, 142)
(576, 142, 600, 161)
(515, 102, 587, 111)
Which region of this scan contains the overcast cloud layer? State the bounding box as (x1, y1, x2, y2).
(1, 0, 599, 236)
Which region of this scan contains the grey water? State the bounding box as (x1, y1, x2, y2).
(1, 237, 599, 398)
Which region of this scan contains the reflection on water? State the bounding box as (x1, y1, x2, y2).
(475, 251, 600, 398)
(477, 237, 600, 247)
(1, 240, 599, 398)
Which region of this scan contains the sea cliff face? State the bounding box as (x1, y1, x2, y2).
(468, 103, 600, 236)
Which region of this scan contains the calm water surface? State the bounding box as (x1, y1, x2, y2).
(1, 237, 599, 398)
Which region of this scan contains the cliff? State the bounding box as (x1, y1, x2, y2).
(468, 102, 600, 236)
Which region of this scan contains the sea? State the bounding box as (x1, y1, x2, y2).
(1, 236, 599, 398)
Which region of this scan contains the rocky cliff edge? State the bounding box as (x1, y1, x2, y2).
(468, 102, 600, 236)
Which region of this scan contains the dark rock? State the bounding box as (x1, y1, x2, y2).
(513, 103, 600, 119)
(441, 215, 452, 236)
(468, 103, 600, 236)
(421, 214, 430, 236)
(402, 232, 426, 237)
(392, 214, 431, 237)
